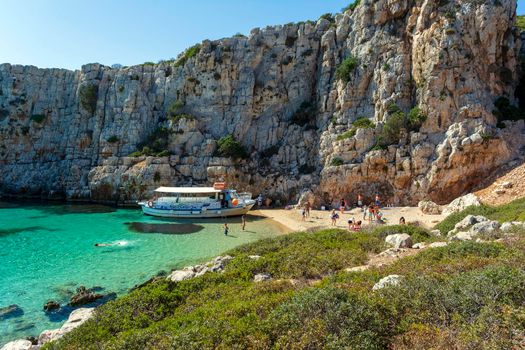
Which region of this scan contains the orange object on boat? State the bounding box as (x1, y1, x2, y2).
(232, 198, 239, 206)
(213, 182, 226, 190)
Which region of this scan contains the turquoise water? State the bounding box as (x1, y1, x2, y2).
(0, 201, 285, 345)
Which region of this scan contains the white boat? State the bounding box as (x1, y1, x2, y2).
(138, 184, 256, 218)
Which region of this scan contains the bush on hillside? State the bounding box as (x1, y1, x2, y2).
(79, 84, 98, 114)
(174, 44, 201, 67)
(342, 0, 361, 12)
(130, 127, 172, 157)
(337, 117, 375, 141)
(216, 134, 247, 159)
(335, 56, 359, 83)
(376, 104, 427, 147)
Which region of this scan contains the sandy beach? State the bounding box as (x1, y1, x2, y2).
(253, 206, 445, 232)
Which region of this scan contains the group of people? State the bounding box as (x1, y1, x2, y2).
(329, 210, 363, 231)
(222, 214, 247, 236)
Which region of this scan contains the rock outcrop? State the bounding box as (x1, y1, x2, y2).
(385, 233, 413, 248)
(0, 0, 523, 206)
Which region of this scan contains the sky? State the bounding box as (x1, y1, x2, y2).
(1, 0, 523, 70)
(0, 0, 349, 70)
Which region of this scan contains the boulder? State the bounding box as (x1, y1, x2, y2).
(0, 304, 23, 320)
(385, 234, 413, 248)
(68, 286, 103, 307)
(430, 229, 442, 236)
(470, 220, 500, 235)
(418, 200, 442, 215)
(450, 231, 474, 241)
(38, 308, 94, 345)
(297, 189, 316, 208)
(448, 215, 499, 238)
(372, 275, 403, 290)
(500, 221, 524, 233)
(412, 242, 426, 249)
(442, 194, 481, 216)
(0, 339, 32, 350)
(43, 300, 60, 312)
(167, 268, 195, 282)
(248, 255, 261, 260)
(253, 273, 272, 282)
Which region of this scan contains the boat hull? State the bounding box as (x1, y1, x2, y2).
(140, 203, 255, 218)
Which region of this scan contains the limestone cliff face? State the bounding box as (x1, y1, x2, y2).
(0, 0, 523, 205)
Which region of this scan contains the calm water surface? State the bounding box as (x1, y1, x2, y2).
(0, 201, 285, 345)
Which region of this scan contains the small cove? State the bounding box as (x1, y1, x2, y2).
(0, 201, 285, 345)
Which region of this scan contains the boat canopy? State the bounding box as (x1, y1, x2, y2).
(154, 187, 221, 194)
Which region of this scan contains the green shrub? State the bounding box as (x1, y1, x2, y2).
(174, 44, 201, 67)
(335, 56, 359, 83)
(130, 127, 172, 157)
(30, 114, 46, 123)
(336, 129, 356, 141)
(167, 100, 185, 117)
(342, 0, 360, 12)
(336, 117, 375, 141)
(107, 135, 119, 143)
(79, 84, 98, 114)
(518, 15, 525, 31)
(217, 134, 247, 159)
(330, 157, 343, 166)
(267, 287, 394, 349)
(320, 13, 335, 23)
(407, 106, 427, 130)
(291, 101, 316, 126)
(377, 105, 426, 147)
(142, 61, 155, 66)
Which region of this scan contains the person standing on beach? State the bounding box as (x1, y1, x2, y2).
(357, 194, 363, 208)
(223, 223, 229, 236)
(241, 215, 246, 230)
(330, 210, 339, 226)
(301, 207, 306, 221)
(375, 194, 381, 207)
(305, 201, 311, 217)
(340, 198, 346, 213)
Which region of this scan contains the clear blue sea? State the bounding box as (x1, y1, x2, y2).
(0, 201, 285, 346)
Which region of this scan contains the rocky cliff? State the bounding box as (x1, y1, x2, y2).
(0, 0, 523, 206)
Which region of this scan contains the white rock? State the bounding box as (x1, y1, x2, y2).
(167, 269, 195, 282)
(418, 200, 442, 215)
(385, 234, 413, 248)
(469, 220, 500, 235)
(430, 229, 442, 236)
(38, 308, 94, 345)
(0, 339, 32, 350)
(442, 194, 481, 216)
(501, 181, 513, 189)
(450, 231, 474, 241)
(253, 273, 272, 282)
(248, 255, 261, 260)
(428, 242, 449, 248)
(412, 242, 426, 249)
(372, 275, 403, 290)
(500, 221, 524, 233)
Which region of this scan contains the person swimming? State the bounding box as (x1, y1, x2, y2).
(94, 241, 127, 247)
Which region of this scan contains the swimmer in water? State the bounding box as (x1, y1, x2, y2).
(94, 241, 127, 247)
